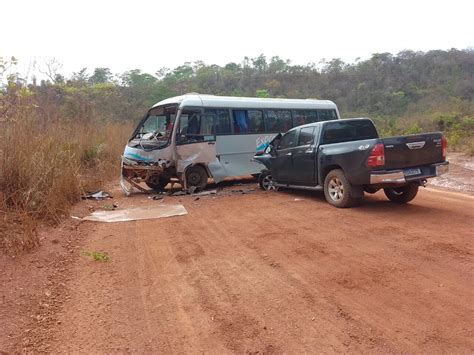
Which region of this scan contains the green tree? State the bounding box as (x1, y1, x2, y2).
(89, 68, 113, 84)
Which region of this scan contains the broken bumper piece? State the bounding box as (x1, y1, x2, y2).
(120, 156, 173, 195)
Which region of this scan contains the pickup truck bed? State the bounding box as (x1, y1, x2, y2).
(254, 118, 449, 208)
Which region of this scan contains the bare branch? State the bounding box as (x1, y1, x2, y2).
(39, 58, 63, 83)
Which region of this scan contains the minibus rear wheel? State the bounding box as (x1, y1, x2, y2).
(186, 165, 208, 191)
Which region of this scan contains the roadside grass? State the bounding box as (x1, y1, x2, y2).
(81, 250, 111, 262)
(0, 113, 131, 254)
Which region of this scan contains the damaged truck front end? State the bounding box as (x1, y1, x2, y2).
(252, 133, 281, 191)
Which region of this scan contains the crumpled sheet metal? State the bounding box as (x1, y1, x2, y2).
(207, 158, 227, 183)
(83, 204, 187, 223)
(82, 190, 111, 200)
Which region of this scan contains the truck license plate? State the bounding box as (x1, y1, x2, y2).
(404, 168, 421, 176)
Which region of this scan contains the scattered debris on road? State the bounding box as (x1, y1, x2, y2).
(82, 204, 187, 223)
(148, 187, 249, 201)
(229, 188, 255, 195)
(82, 191, 112, 200)
(193, 189, 218, 196)
(169, 186, 215, 196)
(148, 195, 165, 201)
(102, 203, 118, 210)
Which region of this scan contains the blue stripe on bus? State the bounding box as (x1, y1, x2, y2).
(124, 153, 154, 162)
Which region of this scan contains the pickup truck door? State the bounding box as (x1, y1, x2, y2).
(288, 126, 319, 184)
(273, 129, 298, 182)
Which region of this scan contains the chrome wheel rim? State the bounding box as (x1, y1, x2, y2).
(328, 177, 344, 201)
(262, 174, 275, 190)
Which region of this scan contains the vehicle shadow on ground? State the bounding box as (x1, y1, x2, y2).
(275, 188, 441, 214)
(133, 177, 442, 215)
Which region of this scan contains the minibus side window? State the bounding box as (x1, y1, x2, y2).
(292, 110, 318, 127)
(232, 110, 264, 134)
(264, 110, 292, 133)
(318, 109, 338, 121)
(205, 109, 231, 135)
(177, 112, 216, 145)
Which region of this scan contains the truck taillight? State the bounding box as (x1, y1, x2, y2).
(367, 143, 385, 167)
(442, 136, 448, 160)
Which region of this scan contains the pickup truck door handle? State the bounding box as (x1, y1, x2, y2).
(305, 148, 314, 154)
(207, 142, 215, 145)
(285, 152, 292, 156)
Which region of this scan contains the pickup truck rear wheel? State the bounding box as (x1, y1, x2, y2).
(324, 169, 358, 208)
(384, 184, 419, 203)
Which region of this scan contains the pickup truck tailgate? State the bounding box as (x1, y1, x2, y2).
(382, 133, 444, 169)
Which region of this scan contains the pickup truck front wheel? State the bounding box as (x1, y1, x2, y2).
(258, 170, 276, 191)
(324, 169, 358, 208)
(384, 184, 419, 203)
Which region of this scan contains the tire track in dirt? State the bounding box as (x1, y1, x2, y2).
(228, 196, 394, 352)
(9, 185, 472, 353)
(186, 197, 379, 352)
(166, 211, 275, 353)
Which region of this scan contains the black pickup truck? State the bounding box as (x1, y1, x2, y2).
(253, 118, 449, 208)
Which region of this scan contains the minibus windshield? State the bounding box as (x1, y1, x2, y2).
(134, 114, 171, 140)
(129, 105, 177, 150)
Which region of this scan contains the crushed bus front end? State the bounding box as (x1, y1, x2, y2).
(120, 104, 178, 195)
(120, 151, 175, 195)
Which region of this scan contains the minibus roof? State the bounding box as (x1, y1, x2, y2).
(151, 94, 338, 110)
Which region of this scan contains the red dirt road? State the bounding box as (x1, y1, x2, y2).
(1, 185, 473, 353)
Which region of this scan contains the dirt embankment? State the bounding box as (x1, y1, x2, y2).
(1, 180, 473, 353)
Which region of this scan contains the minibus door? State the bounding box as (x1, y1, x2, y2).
(175, 112, 222, 181)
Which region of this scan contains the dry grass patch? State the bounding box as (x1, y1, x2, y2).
(0, 114, 131, 254)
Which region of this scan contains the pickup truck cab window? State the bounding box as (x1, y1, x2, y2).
(297, 127, 315, 146)
(322, 120, 378, 145)
(278, 130, 298, 150)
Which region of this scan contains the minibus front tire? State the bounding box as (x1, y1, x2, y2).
(186, 165, 208, 191)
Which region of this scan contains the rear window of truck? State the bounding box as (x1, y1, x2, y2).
(321, 120, 378, 145)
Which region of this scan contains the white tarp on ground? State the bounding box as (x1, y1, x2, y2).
(83, 204, 187, 223)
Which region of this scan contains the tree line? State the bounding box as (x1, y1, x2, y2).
(1, 49, 473, 150)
